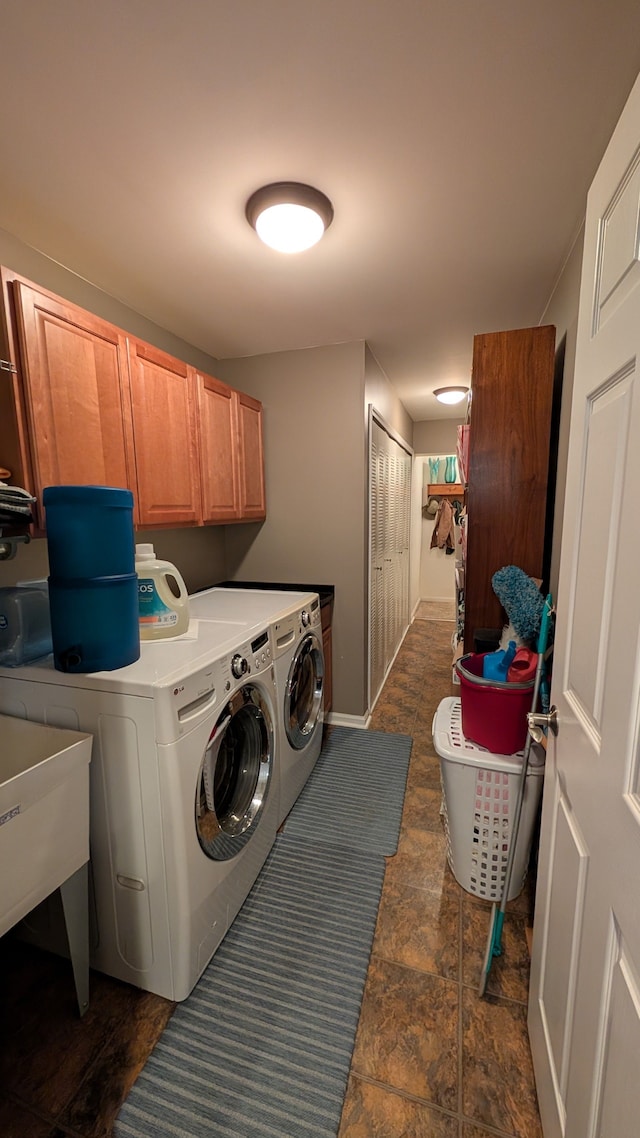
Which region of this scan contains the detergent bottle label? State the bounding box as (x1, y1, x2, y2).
(137, 578, 179, 626)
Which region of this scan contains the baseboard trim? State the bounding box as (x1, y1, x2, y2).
(326, 711, 371, 730)
(420, 595, 455, 604)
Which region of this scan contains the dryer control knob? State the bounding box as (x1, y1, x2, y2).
(231, 653, 248, 679)
(301, 610, 310, 627)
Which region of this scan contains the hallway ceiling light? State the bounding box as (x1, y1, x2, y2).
(246, 182, 334, 253)
(434, 386, 469, 405)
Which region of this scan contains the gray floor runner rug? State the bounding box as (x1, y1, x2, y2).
(115, 833, 386, 1138)
(284, 725, 412, 855)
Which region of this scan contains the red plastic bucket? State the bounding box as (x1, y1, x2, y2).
(455, 653, 534, 754)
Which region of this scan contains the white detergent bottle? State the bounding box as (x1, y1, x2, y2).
(134, 544, 190, 640)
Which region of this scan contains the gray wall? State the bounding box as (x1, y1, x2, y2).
(0, 226, 227, 593)
(539, 225, 585, 602)
(364, 345, 413, 447)
(0, 523, 226, 594)
(218, 342, 368, 717)
(412, 418, 464, 455)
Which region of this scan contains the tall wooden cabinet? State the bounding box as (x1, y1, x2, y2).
(463, 325, 556, 652)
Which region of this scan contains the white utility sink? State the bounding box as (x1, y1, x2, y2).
(0, 713, 92, 1013)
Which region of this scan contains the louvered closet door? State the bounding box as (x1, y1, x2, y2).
(398, 451, 411, 629)
(369, 414, 412, 708)
(384, 441, 395, 654)
(370, 420, 386, 700)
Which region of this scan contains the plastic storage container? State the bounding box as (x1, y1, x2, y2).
(0, 585, 52, 666)
(47, 575, 139, 672)
(43, 485, 136, 578)
(43, 485, 140, 673)
(432, 697, 544, 901)
(135, 544, 190, 640)
(456, 652, 535, 754)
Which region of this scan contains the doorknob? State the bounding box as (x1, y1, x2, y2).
(527, 705, 558, 743)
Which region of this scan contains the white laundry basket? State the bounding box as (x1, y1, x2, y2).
(432, 697, 545, 901)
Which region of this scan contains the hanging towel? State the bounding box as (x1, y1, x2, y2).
(430, 498, 455, 553)
(0, 481, 36, 525)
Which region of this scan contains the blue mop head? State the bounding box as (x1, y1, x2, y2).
(491, 565, 545, 645)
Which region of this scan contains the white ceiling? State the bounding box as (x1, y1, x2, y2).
(2, 1, 640, 421)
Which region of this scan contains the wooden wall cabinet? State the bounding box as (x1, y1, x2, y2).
(197, 372, 240, 523)
(236, 391, 266, 520)
(196, 377, 266, 524)
(0, 268, 266, 531)
(128, 339, 201, 528)
(463, 325, 556, 652)
(1, 272, 136, 528)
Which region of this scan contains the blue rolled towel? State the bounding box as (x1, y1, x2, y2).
(491, 565, 545, 645)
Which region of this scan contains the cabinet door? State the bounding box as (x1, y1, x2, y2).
(197, 373, 240, 522)
(11, 281, 135, 513)
(128, 340, 201, 527)
(236, 392, 266, 520)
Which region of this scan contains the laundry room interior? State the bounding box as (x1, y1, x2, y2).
(1, 5, 640, 1138)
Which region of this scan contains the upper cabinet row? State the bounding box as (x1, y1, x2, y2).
(0, 270, 266, 531)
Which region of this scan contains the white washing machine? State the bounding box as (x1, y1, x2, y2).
(190, 588, 325, 824)
(0, 618, 279, 1001)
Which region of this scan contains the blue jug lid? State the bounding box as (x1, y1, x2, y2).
(43, 486, 134, 508)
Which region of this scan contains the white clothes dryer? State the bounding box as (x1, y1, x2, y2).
(190, 588, 325, 824)
(0, 619, 279, 1001)
(271, 595, 324, 824)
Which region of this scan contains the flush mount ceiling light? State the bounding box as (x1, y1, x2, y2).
(434, 386, 469, 405)
(246, 182, 334, 254)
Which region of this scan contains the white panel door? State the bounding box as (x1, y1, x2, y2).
(529, 71, 640, 1138)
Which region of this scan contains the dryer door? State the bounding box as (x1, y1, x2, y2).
(285, 632, 324, 750)
(195, 683, 274, 861)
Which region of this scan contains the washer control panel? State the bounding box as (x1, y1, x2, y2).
(220, 627, 273, 690)
(301, 596, 321, 631)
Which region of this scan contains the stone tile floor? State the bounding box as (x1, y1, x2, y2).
(338, 615, 541, 1138)
(0, 613, 541, 1137)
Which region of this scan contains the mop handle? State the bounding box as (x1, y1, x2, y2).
(496, 595, 552, 920)
(479, 595, 553, 993)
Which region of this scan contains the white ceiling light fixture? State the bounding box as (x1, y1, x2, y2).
(434, 386, 469, 405)
(246, 182, 334, 254)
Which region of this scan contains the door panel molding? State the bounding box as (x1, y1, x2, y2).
(594, 144, 640, 332)
(538, 784, 589, 1129)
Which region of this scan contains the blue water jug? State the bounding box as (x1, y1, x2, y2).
(43, 485, 136, 578)
(43, 486, 140, 673)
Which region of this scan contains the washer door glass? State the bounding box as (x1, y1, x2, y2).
(195, 683, 273, 861)
(285, 632, 324, 750)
